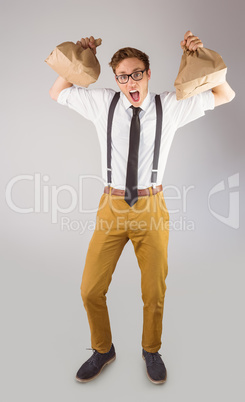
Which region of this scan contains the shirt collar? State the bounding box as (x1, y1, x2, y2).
(121, 91, 151, 113)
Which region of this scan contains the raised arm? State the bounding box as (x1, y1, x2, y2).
(49, 36, 97, 101)
(49, 76, 73, 101)
(180, 30, 235, 107)
(211, 81, 235, 107)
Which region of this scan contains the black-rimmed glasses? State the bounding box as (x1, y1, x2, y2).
(116, 69, 146, 84)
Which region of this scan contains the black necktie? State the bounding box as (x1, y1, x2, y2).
(125, 106, 141, 207)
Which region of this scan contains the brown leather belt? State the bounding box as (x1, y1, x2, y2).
(104, 184, 163, 196)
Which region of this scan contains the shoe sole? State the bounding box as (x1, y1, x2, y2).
(142, 354, 167, 385)
(75, 354, 116, 383)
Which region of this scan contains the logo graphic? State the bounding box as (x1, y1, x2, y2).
(208, 173, 239, 229)
(5, 173, 240, 232)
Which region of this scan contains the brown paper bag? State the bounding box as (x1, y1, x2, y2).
(174, 46, 227, 100)
(45, 38, 102, 87)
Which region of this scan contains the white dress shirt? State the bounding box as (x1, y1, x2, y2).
(57, 86, 215, 189)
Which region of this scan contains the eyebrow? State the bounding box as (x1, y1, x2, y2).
(116, 67, 143, 75)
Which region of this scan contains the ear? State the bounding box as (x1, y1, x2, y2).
(114, 75, 120, 87)
(147, 69, 151, 80)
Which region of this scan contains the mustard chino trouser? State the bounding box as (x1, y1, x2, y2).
(80, 187, 169, 354)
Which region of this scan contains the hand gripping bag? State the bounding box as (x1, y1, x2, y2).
(45, 38, 102, 87)
(174, 46, 227, 100)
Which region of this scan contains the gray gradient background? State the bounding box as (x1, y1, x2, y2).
(1, 0, 244, 400)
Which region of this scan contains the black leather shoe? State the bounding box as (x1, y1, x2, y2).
(142, 349, 167, 384)
(76, 344, 116, 382)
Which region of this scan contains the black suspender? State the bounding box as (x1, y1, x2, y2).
(151, 94, 163, 185)
(107, 92, 163, 187)
(107, 92, 120, 185)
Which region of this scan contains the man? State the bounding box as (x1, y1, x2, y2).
(49, 31, 235, 384)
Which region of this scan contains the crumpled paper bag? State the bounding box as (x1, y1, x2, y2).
(45, 38, 102, 87)
(174, 46, 227, 100)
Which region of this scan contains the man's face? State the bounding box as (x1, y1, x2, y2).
(115, 57, 151, 107)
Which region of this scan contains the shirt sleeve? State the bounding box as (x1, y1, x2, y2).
(57, 86, 116, 122)
(161, 89, 215, 130)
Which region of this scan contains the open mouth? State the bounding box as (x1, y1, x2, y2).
(129, 90, 140, 102)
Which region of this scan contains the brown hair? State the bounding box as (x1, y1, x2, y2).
(109, 47, 150, 74)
